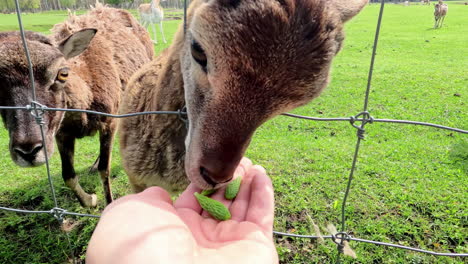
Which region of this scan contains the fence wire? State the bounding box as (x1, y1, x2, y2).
(1, 0, 467, 262)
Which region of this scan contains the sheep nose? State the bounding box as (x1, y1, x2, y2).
(14, 143, 43, 162)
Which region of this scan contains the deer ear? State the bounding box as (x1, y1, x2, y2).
(58, 28, 97, 59)
(330, 0, 368, 22)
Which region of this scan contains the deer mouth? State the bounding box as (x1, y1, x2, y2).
(12, 150, 47, 168)
(200, 167, 218, 187)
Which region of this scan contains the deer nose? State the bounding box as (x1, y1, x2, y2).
(199, 166, 234, 187)
(199, 158, 238, 187)
(14, 143, 44, 162)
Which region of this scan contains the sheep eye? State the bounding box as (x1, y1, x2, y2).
(56, 68, 69, 83)
(191, 40, 207, 72)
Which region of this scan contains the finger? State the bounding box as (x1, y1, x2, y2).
(102, 186, 172, 215)
(88, 188, 188, 264)
(239, 157, 253, 171)
(245, 166, 275, 238)
(177, 208, 219, 247)
(138, 186, 173, 205)
(229, 166, 256, 221)
(174, 183, 203, 213)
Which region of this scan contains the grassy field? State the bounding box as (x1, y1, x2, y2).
(0, 3, 467, 264)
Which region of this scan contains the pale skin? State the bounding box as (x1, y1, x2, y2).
(86, 158, 278, 264)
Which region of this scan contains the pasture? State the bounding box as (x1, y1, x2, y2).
(0, 3, 467, 264)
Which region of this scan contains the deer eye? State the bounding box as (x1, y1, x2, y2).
(191, 40, 207, 72)
(56, 68, 69, 83)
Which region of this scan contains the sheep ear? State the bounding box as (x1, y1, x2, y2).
(330, 0, 368, 22)
(58, 28, 97, 59)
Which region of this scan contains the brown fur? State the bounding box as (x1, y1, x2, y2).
(119, 0, 367, 193)
(0, 4, 153, 206)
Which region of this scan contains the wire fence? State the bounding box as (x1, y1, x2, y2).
(1, 0, 467, 263)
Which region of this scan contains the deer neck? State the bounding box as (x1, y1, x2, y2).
(151, 0, 160, 9)
(146, 26, 186, 111)
(146, 0, 203, 111)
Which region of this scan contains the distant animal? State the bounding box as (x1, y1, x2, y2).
(138, 0, 167, 44)
(0, 4, 153, 207)
(422, 0, 430, 5)
(434, 0, 448, 28)
(119, 0, 368, 193)
(404, 1, 409, 6)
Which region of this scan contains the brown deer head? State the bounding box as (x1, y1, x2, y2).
(0, 29, 96, 167)
(180, 0, 367, 189)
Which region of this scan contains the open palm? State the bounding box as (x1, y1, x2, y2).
(87, 158, 278, 264)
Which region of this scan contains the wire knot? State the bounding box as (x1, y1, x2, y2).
(178, 105, 189, 129)
(349, 111, 374, 139)
(331, 232, 352, 253)
(50, 207, 67, 222)
(26, 101, 47, 125)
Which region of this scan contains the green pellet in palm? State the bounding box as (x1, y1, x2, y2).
(200, 189, 216, 196)
(194, 192, 231, 221)
(224, 177, 242, 200)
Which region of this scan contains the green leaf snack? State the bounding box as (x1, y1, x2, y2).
(200, 189, 216, 196)
(224, 177, 242, 200)
(194, 192, 231, 221)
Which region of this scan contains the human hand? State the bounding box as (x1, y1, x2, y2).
(86, 158, 278, 264)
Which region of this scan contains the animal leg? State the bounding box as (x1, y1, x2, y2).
(141, 21, 151, 39)
(88, 156, 99, 173)
(140, 16, 147, 27)
(439, 16, 445, 28)
(98, 121, 116, 204)
(160, 21, 167, 44)
(152, 22, 158, 44)
(56, 133, 97, 207)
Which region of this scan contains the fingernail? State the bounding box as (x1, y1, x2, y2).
(234, 166, 244, 178)
(240, 157, 252, 168)
(252, 165, 266, 174)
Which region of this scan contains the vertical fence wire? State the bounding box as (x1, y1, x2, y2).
(13, 0, 59, 211)
(13, 0, 76, 261)
(183, 0, 187, 34)
(335, 2, 386, 261)
(340, 0, 385, 235)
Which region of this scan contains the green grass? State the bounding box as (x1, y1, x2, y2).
(1, 3, 467, 264)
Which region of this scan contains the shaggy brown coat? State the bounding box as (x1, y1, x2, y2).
(119, 0, 367, 193)
(0, 4, 153, 207)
